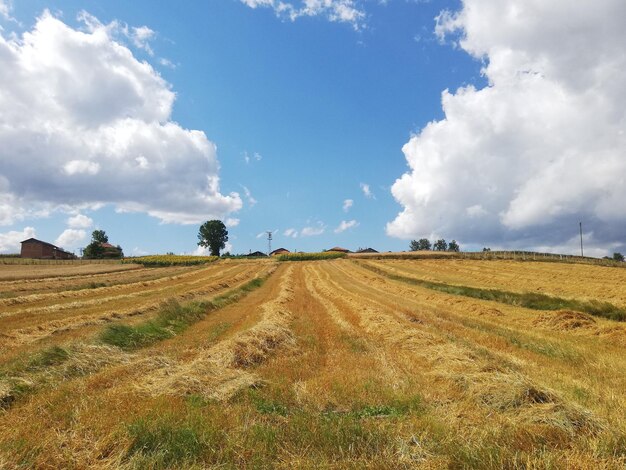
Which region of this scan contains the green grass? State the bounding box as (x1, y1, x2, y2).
(100, 276, 268, 350)
(278, 252, 347, 262)
(126, 413, 221, 468)
(26, 346, 70, 371)
(359, 262, 626, 321)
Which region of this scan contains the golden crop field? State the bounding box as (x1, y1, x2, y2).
(1, 258, 626, 468)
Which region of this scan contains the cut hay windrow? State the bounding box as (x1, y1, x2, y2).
(138, 266, 295, 401)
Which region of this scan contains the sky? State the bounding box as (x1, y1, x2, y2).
(0, 0, 624, 257)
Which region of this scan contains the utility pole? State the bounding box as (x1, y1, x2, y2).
(266, 231, 273, 256)
(579, 222, 584, 257)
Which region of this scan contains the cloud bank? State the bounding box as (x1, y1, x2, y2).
(387, 0, 626, 254)
(0, 11, 241, 226)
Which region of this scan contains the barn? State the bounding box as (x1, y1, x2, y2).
(356, 248, 379, 254)
(20, 238, 76, 260)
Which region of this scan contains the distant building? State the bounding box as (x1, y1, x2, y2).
(247, 251, 267, 257)
(270, 248, 290, 256)
(20, 238, 76, 260)
(356, 248, 379, 254)
(327, 246, 351, 253)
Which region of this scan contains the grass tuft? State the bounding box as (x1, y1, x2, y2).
(26, 346, 70, 372)
(126, 415, 216, 468)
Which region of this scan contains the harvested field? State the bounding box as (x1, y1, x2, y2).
(365, 258, 626, 307)
(0, 262, 141, 281)
(0, 258, 625, 468)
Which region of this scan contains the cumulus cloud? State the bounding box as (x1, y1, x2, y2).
(342, 199, 353, 212)
(67, 214, 93, 229)
(334, 219, 358, 233)
(388, 0, 626, 255)
(240, 0, 365, 30)
(0, 226, 35, 253)
(55, 229, 86, 250)
(0, 11, 241, 226)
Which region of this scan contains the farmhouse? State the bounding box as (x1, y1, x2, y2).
(270, 248, 290, 256)
(327, 246, 351, 253)
(20, 238, 76, 260)
(356, 247, 379, 254)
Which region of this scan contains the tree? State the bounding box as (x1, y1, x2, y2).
(448, 240, 460, 252)
(82, 230, 122, 259)
(83, 230, 107, 259)
(410, 239, 432, 251)
(91, 230, 108, 244)
(418, 238, 432, 250)
(483, 247, 491, 252)
(614, 252, 625, 262)
(198, 220, 228, 256)
(434, 239, 448, 251)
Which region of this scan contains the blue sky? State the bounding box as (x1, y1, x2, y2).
(0, 0, 624, 256)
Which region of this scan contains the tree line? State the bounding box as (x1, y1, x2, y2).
(409, 238, 460, 252)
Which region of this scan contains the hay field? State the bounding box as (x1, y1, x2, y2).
(1, 258, 625, 468)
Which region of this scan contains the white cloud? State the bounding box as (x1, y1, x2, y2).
(240, 0, 366, 30)
(360, 183, 374, 199)
(130, 25, 155, 55)
(301, 224, 325, 237)
(243, 151, 263, 164)
(342, 199, 353, 212)
(256, 231, 266, 239)
(0, 11, 241, 226)
(67, 214, 93, 229)
(334, 219, 358, 233)
(388, 0, 626, 253)
(158, 57, 176, 69)
(0, 226, 35, 253)
(54, 229, 86, 250)
(242, 186, 258, 207)
(0, 0, 12, 20)
(284, 228, 298, 238)
(225, 218, 240, 227)
(63, 160, 101, 176)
